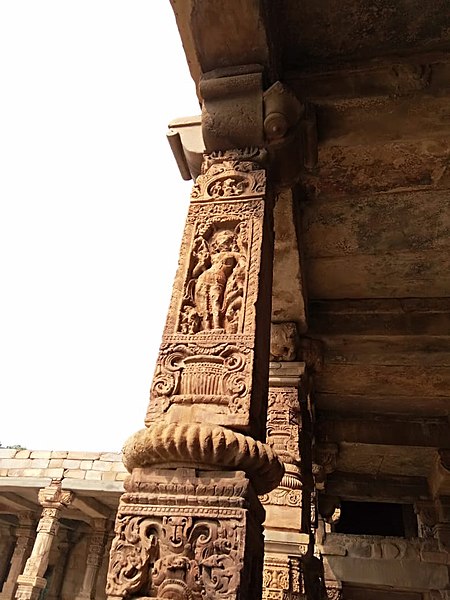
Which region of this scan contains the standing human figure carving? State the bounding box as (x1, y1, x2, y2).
(193, 226, 245, 332)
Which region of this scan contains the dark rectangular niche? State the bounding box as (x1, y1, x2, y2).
(334, 501, 417, 538)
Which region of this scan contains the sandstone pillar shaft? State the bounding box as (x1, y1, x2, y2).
(0, 514, 36, 600)
(45, 529, 71, 600)
(14, 481, 73, 600)
(106, 145, 283, 600)
(261, 337, 309, 600)
(75, 520, 109, 600)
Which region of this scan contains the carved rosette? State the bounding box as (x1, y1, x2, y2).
(145, 148, 270, 436)
(106, 471, 263, 600)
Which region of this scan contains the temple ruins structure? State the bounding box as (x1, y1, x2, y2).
(2, 1, 450, 599)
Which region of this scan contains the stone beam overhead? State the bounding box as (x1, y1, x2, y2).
(317, 416, 450, 449)
(169, 0, 275, 93)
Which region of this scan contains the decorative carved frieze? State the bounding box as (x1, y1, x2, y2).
(262, 555, 304, 600)
(106, 469, 263, 600)
(145, 148, 272, 438)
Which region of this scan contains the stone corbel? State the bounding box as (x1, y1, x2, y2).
(313, 444, 339, 492)
(167, 73, 317, 186)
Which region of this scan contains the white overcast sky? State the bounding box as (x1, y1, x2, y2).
(0, 2, 201, 451)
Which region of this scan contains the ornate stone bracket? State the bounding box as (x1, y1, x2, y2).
(168, 73, 317, 186)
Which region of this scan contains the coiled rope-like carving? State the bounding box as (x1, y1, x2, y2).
(122, 422, 284, 495)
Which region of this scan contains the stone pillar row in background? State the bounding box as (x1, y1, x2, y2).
(0, 480, 112, 600)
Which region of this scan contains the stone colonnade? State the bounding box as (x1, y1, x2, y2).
(0, 481, 112, 600)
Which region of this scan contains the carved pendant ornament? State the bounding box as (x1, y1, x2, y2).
(146, 149, 270, 434)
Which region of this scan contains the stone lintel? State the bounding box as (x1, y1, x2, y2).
(61, 479, 124, 493)
(317, 416, 450, 449)
(326, 472, 429, 503)
(0, 478, 52, 490)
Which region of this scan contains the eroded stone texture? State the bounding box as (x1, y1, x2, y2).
(107, 469, 263, 600)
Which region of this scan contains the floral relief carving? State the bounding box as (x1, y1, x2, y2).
(106, 479, 258, 600)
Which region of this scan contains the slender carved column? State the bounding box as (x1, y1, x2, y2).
(260, 323, 308, 600)
(15, 481, 73, 600)
(45, 528, 72, 600)
(75, 519, 109, 600)
(0, 514, 36, 600)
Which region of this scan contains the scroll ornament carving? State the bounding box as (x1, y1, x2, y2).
(106, 513, 246, 600)
(149, 343, 251, 419)
(122, 422, 284, 495)
(326, 585, 343, 600)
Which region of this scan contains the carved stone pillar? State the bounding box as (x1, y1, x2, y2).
(260, 323, 308, 600)
(106, 105, 285, 598)
(45, 528, 71, 600)
(0, 514, 36, 600)
(15, 481, 73, 600)
(75, 519, 109, 600)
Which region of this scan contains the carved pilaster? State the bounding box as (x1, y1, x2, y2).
(261, 361, 305, 540)
(14, 481, 73, 600)
(75, 520, 110, 600)
(107, 142, 283, 600)
(0, 514, 36, 600)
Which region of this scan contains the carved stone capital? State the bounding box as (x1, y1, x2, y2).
(122, 422, 283, 495)
(38, 480, 73, 509)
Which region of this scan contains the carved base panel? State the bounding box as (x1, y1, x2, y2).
(262, 556, 305, 600)
(106, 468, 264, 600)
